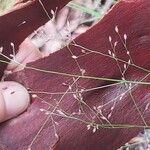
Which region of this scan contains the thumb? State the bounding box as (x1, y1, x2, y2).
(0, 81, 30, 123)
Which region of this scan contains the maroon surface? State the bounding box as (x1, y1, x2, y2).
(0, 0, 70, 78)
(0, 0, 150, 150)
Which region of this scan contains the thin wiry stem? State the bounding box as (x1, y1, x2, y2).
(129, 91, 147, 127)
(30, 82, 121, 95)
(28, 77, 80, 148)
(1, 57, 150, 85)
(70, 42, 150, 73)
(38, 0, 51, 20)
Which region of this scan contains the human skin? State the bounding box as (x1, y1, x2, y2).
(0, 0, 150, 149)
(0, 81, 30, 123)
(0, 0, 73, 123)
(6, 38, 42, 72)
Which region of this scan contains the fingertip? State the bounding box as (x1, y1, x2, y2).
(0, 81, 30, 123)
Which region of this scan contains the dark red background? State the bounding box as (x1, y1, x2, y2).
(0, 0, 150, 149)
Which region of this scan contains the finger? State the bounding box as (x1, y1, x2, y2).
(12, 43, 43, 72)
(0, 92, 6, 122)
(0, 81, 30, 123)
(56, 7, 69, 30)
(6, 38, 42, 72)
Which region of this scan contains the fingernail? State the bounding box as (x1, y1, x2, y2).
(0, 81, 30, 123)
